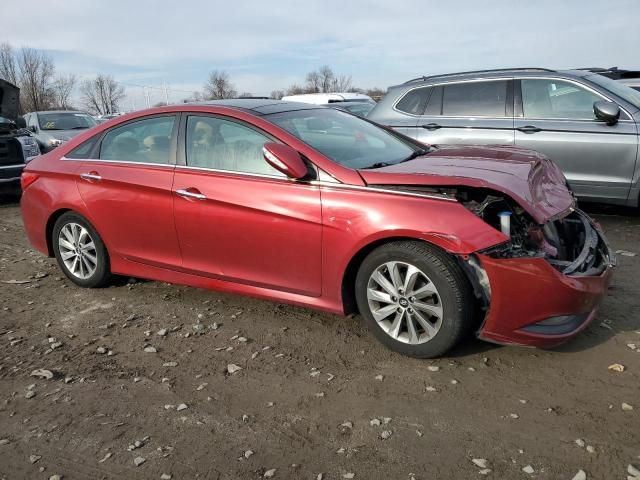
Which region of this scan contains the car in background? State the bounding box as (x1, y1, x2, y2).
(619, 78, 640, 92)
(281, 92, 376, 117)
(368, 68, 640, 207)
(0, 79, 40, 187)
(20, 100, 614, 358)
(578, 67, 640, 92)
(23, 110, 97, 152)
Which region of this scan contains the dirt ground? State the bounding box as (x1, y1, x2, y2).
(0, 188, 638, 480)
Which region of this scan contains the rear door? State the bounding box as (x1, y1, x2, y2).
(514, 77, 639, 202)
(413, 79, 515, 146)
(76, 114, 182, 268)
(172, 113, 322, 296)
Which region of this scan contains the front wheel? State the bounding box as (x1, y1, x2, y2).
(355, 241, 475, 358)
(52, 212, 112, 288)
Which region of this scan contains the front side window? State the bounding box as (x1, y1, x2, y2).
(185, 115, 283, 176)
(267, 107, 420, 170)
(395, 87, 431, 115)
(37, 112, 96, 131)
(442, 80, 508, 117)
(100, 116, 175, 164)
(521, 79, 602, 119)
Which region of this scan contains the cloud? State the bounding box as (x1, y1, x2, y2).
(2, 0, 638, 98)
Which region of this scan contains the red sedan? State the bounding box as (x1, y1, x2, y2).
(20, 100, 615, 357)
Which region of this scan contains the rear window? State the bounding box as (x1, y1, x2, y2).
(442, 81, 508, 117)
(395, 87, 431, 115)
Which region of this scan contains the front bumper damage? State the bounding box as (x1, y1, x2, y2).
(470, 209, 615, 348)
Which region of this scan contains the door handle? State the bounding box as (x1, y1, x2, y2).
(422, 123, 442, 131)
(80, 172, 102, 182)
(517, 125, 542, 133)
(176, 188, 207, 200)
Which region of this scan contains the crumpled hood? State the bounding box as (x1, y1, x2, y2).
(358, 145, 575, 224)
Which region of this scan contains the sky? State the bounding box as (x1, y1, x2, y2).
(2, 0, 639, 110)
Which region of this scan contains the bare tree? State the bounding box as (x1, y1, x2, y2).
(270, 90, 284, 100)
(285, 84, 306, 96)
(317, 65, 334, 93)
(17, 47, 55, 112)
(0, 43, 19, 86)
(203, 70, 237, 100)
(365, 87, 386, 100)
(80, 74, 125, 115)
(238, 92, 254, 98)
(305, 71, 321, 93)
(51, 74, 77, 109)
(331, 74, 352, 92)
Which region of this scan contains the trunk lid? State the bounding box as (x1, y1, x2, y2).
(358, 145, 575, 224)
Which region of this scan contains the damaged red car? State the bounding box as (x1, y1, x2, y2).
(20, 100, 615, 357)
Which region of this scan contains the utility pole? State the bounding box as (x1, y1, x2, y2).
(144, 86, 151, 108)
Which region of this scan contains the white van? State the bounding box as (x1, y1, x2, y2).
(281, 93, 376, 117)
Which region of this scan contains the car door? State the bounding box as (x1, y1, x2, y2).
(75, 114, 182, 268)
(172, 113, 322, 296)
(413, 79, 515, 146)
(514, 77, 639, 203)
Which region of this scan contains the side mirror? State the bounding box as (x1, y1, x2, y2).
(29, 124, 37, 132)
(594, 101, 620, 125)
(262, 143, 308, 179)
(16, 117, 27, 129)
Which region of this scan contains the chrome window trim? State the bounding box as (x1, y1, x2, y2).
(175, 164, 292, 182)
(392, 77, 511, 118)
(0, 164, 25, 169)
(517, 76, 634, 121)
(60, 156, 175, 168)
(311, 180, 457, 202)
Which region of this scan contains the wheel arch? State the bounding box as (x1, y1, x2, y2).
(341, 236, 454, 315)
(45, 208, 73, 257)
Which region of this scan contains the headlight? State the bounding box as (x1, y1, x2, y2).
(48, 138, 65, 147)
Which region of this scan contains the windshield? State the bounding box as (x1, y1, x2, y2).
(587, 74, 640, 110)
(266, 108, 419, 169)
(37, 112, 97, 131)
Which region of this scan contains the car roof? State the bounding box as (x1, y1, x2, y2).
(391, 68, 592, 90)
(281, 92, 373, 104)
(30, 110, 89, 115)
(195, 99, 324, 116)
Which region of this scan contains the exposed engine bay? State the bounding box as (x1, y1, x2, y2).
(452, 187, 614, 276)
(376, 184, 614, 277)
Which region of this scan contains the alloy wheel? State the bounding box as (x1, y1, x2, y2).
(366, 261, 443, 344)
(58, 222, 98, 280)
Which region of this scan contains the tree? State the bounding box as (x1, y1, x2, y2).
(365, 87, 386, 100)
(284, 66, 355, 96)
(0, 43, 18, 86)
(16, 47, 55, 112)
(51, 74, 77, 109)
(238, 92, 254, 98)
(80, 74, 125, 115)
(270, 90, 284, 100)
(203, 70, 237, 100)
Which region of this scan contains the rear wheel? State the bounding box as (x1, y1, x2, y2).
(52, 212, 112, 288)
(355, 241, 475, 358)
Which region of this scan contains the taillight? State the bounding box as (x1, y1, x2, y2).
(21, 171, 39, 190)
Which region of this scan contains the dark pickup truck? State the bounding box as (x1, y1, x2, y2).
(0, 79, 40, 187)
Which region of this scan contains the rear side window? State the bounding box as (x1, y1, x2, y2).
(99, 116, 175, 164)
(66, 136, 99, 159)
(442, 80, 508, 117)
(395, 87, 431, 115)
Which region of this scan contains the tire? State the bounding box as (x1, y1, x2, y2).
(52, 212, 112, 288)
(355, 240, 475, 358)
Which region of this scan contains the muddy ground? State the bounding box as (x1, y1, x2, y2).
(0, 189, 639, 480)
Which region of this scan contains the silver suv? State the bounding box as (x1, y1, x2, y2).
(368, 68, 640, 207)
